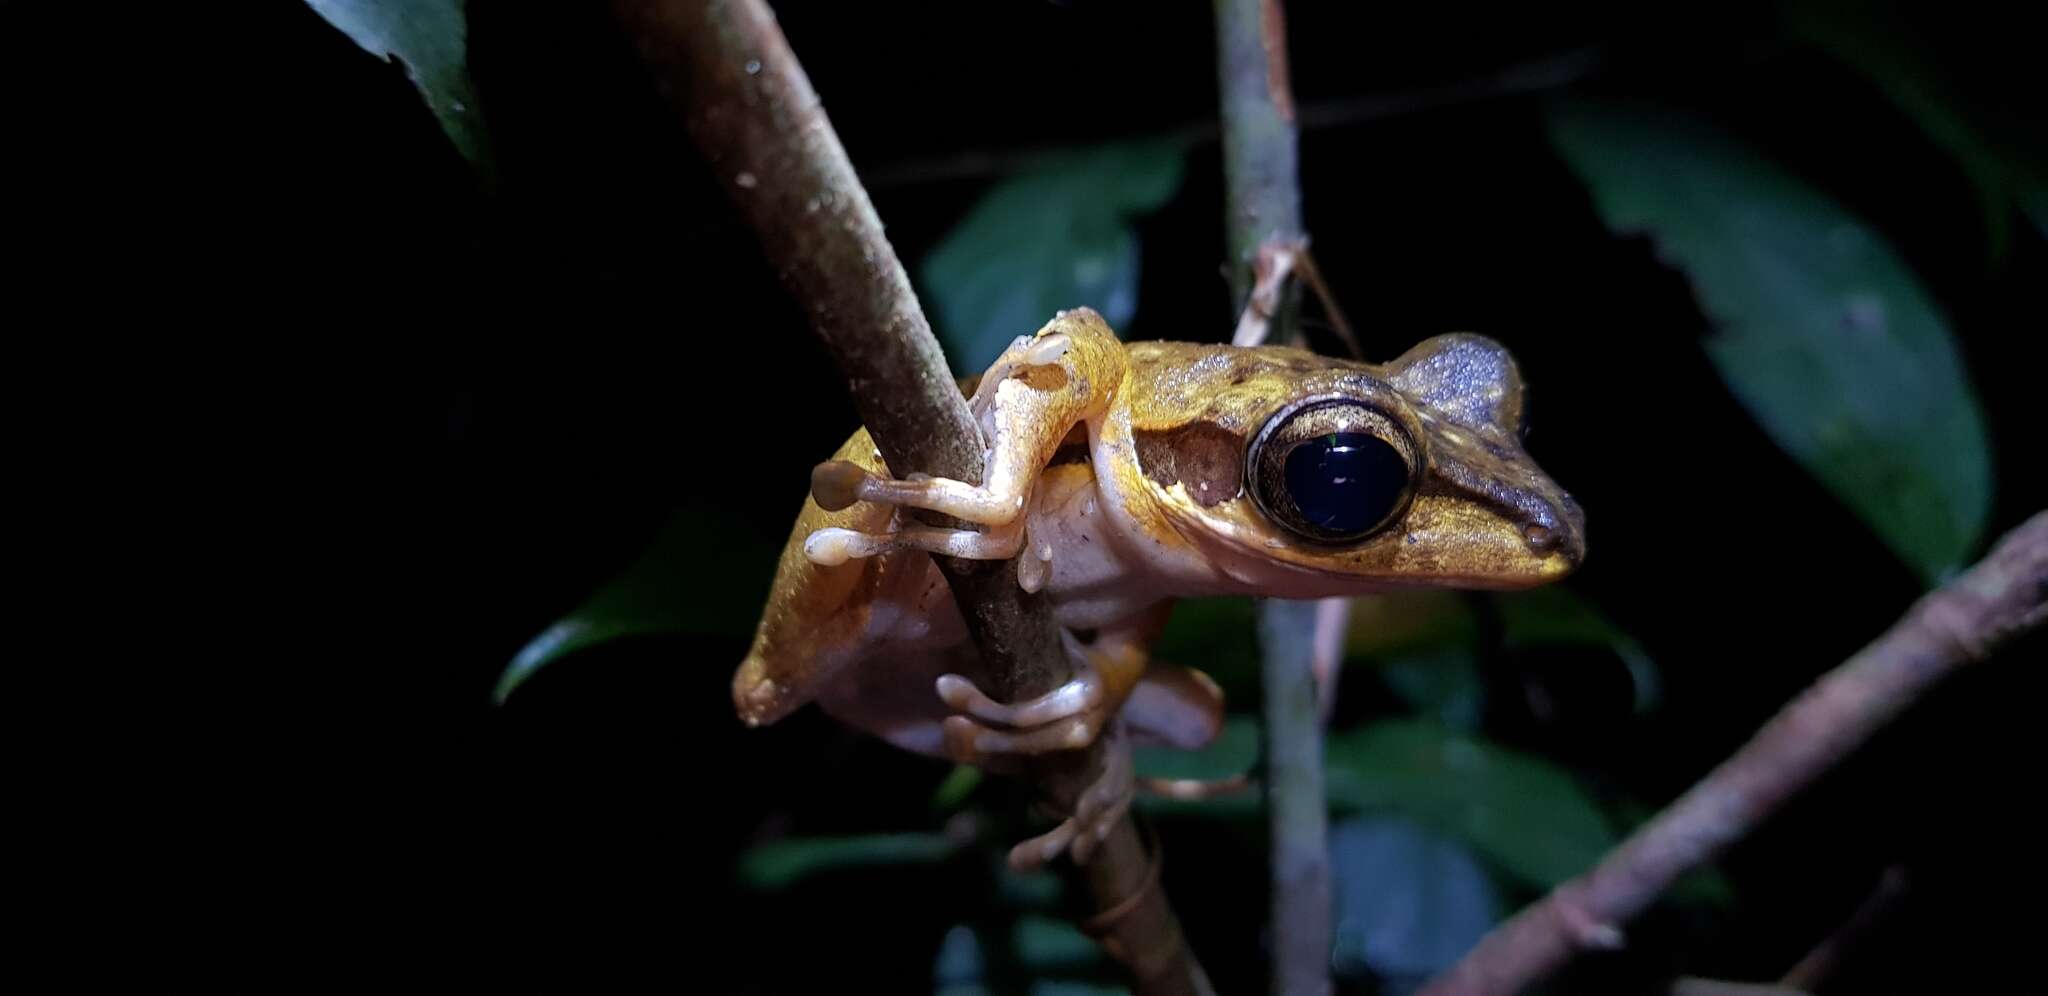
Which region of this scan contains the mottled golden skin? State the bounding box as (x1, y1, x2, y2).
(732, 307, 1582, 862)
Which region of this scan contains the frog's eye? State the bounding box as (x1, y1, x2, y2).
(1248, 400, 1417, 543)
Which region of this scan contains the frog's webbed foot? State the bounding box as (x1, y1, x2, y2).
(1006, 732, 1135, 871)
(808, 311, 1125, 527)
(935, 627, 1151, 868)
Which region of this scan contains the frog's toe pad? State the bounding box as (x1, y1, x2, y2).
(803, 527, 876, 566)
(810, 460, 872, 511)
(942, 712, 1103, 760)
(1006, 735, 1135, 871)
(1024, 332, 1072, 366)
(936, 670, 1103, 729)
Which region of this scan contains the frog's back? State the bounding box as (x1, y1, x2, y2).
(734, 427, 918, 726)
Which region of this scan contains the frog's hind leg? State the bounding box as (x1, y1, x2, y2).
(937, 622, 1156, 869)
(809, 309, 1127, 528)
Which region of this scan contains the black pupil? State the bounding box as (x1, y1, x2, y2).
(1282, 432, 1408, 537)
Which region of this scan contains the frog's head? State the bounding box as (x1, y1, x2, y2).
(1117, 334, 1583, 597)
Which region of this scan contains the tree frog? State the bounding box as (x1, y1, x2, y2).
(734, 308, 1583, 867)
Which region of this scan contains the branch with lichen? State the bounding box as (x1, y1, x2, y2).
(1419, 511, 2048, 996)
(1213, 1, 1332, 994)
(608, 2, 1210, 993)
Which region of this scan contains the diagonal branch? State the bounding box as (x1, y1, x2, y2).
(609, 2, 1210, 993)
(1420, 511, 2048, 996)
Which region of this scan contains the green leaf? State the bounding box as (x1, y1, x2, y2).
(1330, 816, 1506, 986)
(1326, 719, 1615, 890)
(1344, 591, 1480, 659)
(1549, 98, 1992, 583)
(1133, 717, 1261, 820)
(1786, 2, 2048, 262)
(921, 140, 1186, 372)
(495, 506, 778, 702)
(739, 832, 960, 891)
(1012, 915, 1107, 977)
(1495, 587, 1660, 714)
(1152, 597, 1260, 697)
(305, 0, 494, 180)
(1377, 645, 1485, 730)
(930, 765, 985, 813)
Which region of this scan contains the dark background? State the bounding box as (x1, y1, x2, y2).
(32, 1, 2040, 991)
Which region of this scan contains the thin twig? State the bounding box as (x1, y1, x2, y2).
(1779, 865, 1908, 991)
(1419, 511, 2048, 996)
(862, 47, 1604, 190)
(1311, 596, 1353, 724)
(1230, 236, 1304, 347)
(612, 3, 1211, 993)
(1214, 1, 1331, 994)
(1292, 249, 1363, 360)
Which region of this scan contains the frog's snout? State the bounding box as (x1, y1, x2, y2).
(1519, 491, 1586, 576)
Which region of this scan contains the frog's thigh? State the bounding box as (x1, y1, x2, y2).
(813, 643, 975, 760)
(1123, 664, 1225, 750)
(810, 310, 1127, 527)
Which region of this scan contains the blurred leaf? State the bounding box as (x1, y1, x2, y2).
(496, 506, 778, 702)
(739, 831, 960, 891)
(1029, 982, 1126, 996)
(995, 859, 1065, 910)
(935, 918, 1117, 995)
(1013, 915, 1106, 976)
(1330, 816, 1505, 992)
(1549, 98, 1992, 584)
(922, 140, 1186, 372)
(1343, 592, 1485, 728)
(1345, 591, 1479, 659)
(1153, 597, 1260, 697)
(1495, 587, 1659, 714)
(1787, 1, 2048, 261)
(305, 0, 494, 180)
(934, 925, 986, 991)
(1133, 717, 1261, 820)
(1134, 716, 1259, 781)
(931, 765, 985, 812)
(1377, 645, 1485, 730)
(1326, 719, 1615, 890)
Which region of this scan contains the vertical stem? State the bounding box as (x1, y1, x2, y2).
(1214, 2, 1329, 994)
(1258, 599, 1332, 996)
(1216, 0, 1304, 300)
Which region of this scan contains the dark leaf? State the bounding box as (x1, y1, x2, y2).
(921, 140, 1186, 372)
(496, 506, 778, 702)
(1549, 98, 1992, 583)
(1326, 718, 1615, 890)
(1153, 596, 1261, 698)
(739, 832, 961, 892)
(1133, 717, 1261, 820)
(1495, 587, 1659, 714)
(1330, 816, 1505, 992)
(1787, 1, 2048, 261)
(304, 0, 494, 180)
